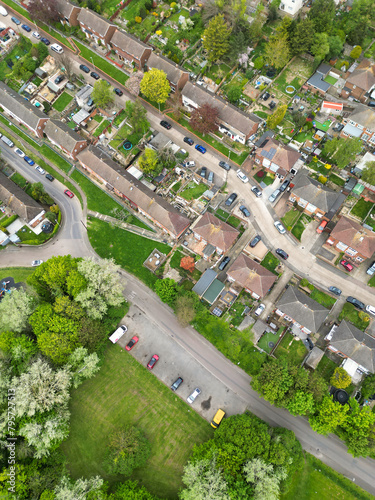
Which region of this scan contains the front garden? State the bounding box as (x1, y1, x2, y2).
(260, 252, 280, 276)
(338, 303, 370, 331)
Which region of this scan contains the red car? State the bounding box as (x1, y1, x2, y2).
(147, 354, 159, 370)
(125, 336, 139, 351)
(64, 189, 74, 198)
(340, 259, 353, 272)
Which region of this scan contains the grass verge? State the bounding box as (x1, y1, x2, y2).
(0, 266, 35, 283)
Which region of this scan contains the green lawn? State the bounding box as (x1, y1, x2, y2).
(260, 251, 280, 275)
(274, 333, 307, 366)
(52, 92, 73, 112)
(291, 218, 306, 241)
(329, 174, 346, 187)
(310, 288, 336, 309)
(315, 355, 338, 384)
(93, 120, 111, 138)
(109, 123, 132, 150)
(0, 266, 35, 283)
(113, 110, 126, 128)
(254, 170, 274, 185)
(75, 41, 129, 85)
(16, 224, 57, 245)
(10, 172, 28, 188)
(61, 344, 212, 498)
(180, 182, 207, 200)
(351, 198, 374, 221)
(227, 215, 241, 228)
(257, 330, 282, 353)
(87, 219, 171, 288)
(338, 303, 370, 331)
(368, 274, 375, 288)
(324, 75, 338, 85)
(282, 209, 300, 229)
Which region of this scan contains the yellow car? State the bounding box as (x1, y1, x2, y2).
(211, 409, 226, 429)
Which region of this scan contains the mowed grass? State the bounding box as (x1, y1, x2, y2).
(0, 266, 35, 283)
(274, 333, 307, 366)
(61, 345, 213, 498)
(52, 91, 73, 112)
(87, 218, 171, 287)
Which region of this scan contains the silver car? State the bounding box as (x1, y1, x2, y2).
(187, 388, 201, 404)
(274, 221, 286, 234)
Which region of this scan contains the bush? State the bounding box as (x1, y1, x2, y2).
(318, 175, 327, 184)
(300, 278, 309, 287)
(135, 16, 142, 23)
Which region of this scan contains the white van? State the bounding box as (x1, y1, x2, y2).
(51, 43, 63, 54)
(365, 305, 375, 316)
(109, 325, 127, 343)
(0, 6, 8, 16)
(1, 135, 14, 147)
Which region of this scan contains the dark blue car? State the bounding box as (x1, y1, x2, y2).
(24, 156, 35, 166)
(21, 24, 31, 32)
(40, 37, 50, 45)
(195, 144, 206, 154)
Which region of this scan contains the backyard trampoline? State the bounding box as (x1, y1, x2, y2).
(123, 140, 133, 150)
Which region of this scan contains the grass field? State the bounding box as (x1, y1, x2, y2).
(61, 344, 213, 498)
(0, 266, 35, 283)
(282, 208, 300, 229)
(52, 92, 73, 112)
(87, 219, 171, 288)
(351, 198, 374, 221)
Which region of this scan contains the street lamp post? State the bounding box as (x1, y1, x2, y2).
(90, 57, 95, 70)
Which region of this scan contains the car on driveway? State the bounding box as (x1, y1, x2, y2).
(147, 354, 159, 370)
(328, 286, 342, 296)
(125, 336, 139, 351)
(64, 189, 74, 198)
(40, 37, 50, 45)
(183, 137, 194, 146)
(218, 256, 230, 271)
(199, 166, 207, 178)
(195, 144, 206, 154)
(346, 296, 365, 310)
(171, 377, 183, 392)
(31, 260, 43, 267)
(45, 174, 54, 182)
(225, 193, 237, 206)
(268, 189, 281, 203)
(187, 387, 201, 404)
(239, 205, 250, 217)
(254, 303, 265, 316)
(317, 220, 328, 234)
(219, 160, 231, 170)
(184, 160, 195, 168)
(250, 235, 261, 247)
(160, 120, 172, 130)
(11, 16, 21, 25)
(79, 64, 90, 73)
(274, 221, 286, 234)
(35, 166, 45, 175)
(24, 156, 35, 165)
(251, 186, 262, 197)
(279, 179, 290, 192)
(21, 24, 31, 32)
(236, 169, 249, 183)
(90, 71, 100, 80)
(54, 75, 64, 84)
(276, 248, 288, 260)
(32, 31, 41, 39)
(340, 259, 353, 272)
(262, 92, 270, 101)
(14, 147, 25, 157)
(366, 261, 375, 276)
(207, 171, 214, 183)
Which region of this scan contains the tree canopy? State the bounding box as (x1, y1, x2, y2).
(202, 14, 232, 62)
(92, 80, 114, 109)
(140, 69, 170, 105)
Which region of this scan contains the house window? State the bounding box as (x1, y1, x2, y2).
(355, 256, 364, 262)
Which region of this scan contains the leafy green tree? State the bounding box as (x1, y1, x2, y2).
(202, 14, 232, 62)
(267, 105, 288, 130)
(361, 373, 375, 400)
(138, 148, 162, 175)
(344, 0, 375, 46)
(154, 278, 178, 305)
(307, 371, 328, 403)
(322, 137, 362, 169)
(328, 35, 344, 58)
(103, 426, 151, 475)
(180, 457, 230, 500)
(330, 367, 351, 389)
(67, 347, 100, 389)
(78, 316, 107, 352)
(190, 103, 219, 136)
(110, 480, 160, 499)
(175, 294, 197, 327)
(251, 359, 294, 405)
(264, 34, 291, 69)
(361, 161, 375, 185)
(289, 19, 315, 55)
(140, 68, 170, 106)
(243, 458, 287, 500)
(128, 99, 149, 134)
(286, 390, 315, 416)
(31, 182, 45, 202)
(311, 32, 330, 60)
(309, 396, 349, 435)
(227, 86, 242, 103)
(291, 111, 306, 129)
(350, 45, 362, 59)
(0, 288, 35, 333)
(253, 56, 264, 70)
(0, 332, 38, 376)
(308, 0, 336, 33)
(53, 475, 105, 500)
(53, 296, 85, 321)
(342, 399, 375, 457)
(92, 80, 114, 109)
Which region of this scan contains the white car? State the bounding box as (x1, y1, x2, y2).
(236, 169, 249, 183)
(187, 388, 201, 404)
(35, 166, 45, 175)
(32, 31, 41, 39)
(254, 303, 265, 317)
(51, 43, 63, 54)
(14, 147, 25, 157)
(274, 221, 286, 234)
(184, 160, 196, 168)
(31, 260, 43, 267)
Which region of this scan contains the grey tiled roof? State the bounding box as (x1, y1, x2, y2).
(0, 82, 46, 130)
(44, 119, 86, 154)
(0, 172, 43, 223)
(147, 53, 188, 84)
(77, 8, 115, 36)
(192, 269, 217, 296)
(111, 30, 149, 59)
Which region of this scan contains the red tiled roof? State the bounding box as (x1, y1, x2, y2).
(330, 216, 375, 259)
(227, 253, 277, 298)
(193, 212, 239, 253)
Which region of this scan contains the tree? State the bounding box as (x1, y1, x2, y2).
(289, 19, 315, 55)
(251, 359, 294, 405)
(180, 457, 230, 500)
(267, 105, 287, 130)
(243, 458, 287, 500)
(111, 480, 160, 500)
(361, 374, 375, 400)
(286, 390, 315, 416)
(103, 426, 151, 475)
(202, 14, 231, 62)
(328, 35, 344, 58)
(157, 147, 177, 169)
(180, 256, 195, 273)
(0, 332, 38, 376)
(78, 317, 107, 352)
(362, 161, 375, 185)
(0, 288, 35, 333)
(344, 0, 375, 46)
(92, 80, 114, 109)
(264, 34, 290, 70)
(140, 69, 170, 106)
(308, 0, 336, 33)
(309, 395, 349, 435)
(342, 399, 375, 457)
(45, 211, 57, 223)
(67, 347, 100, 389)
(125, 72, 143, 96)
(31, 182, 45, 202)
(54, 476, 105, 500)
(253, 56, 264, 70)
(330, 367, 352, 389)
(291, 111, 306, 129)
(57, 52, 74, 82)
(227, 86, 242, 103)
(322, 137, 362, 169)
(127, 99, 149, 134)
(175, 295, 196, 327)
(154, 278, 178, 305)
(27, 0, 59, 24)
(190, 103, 219, 136)
(138, 148, 162, 176)
(311, 32, 330, 61)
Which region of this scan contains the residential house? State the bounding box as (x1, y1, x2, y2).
(0, 172, 45, 227)
(147, 131, 172, 151)
(77, 147, 190, 239)
(306, 64, 332, 95)
(77, 9, 116, 48)
(279, 0, 303, 17)
(0, 82, 49, 138)
(55, 0, 81, 26)
(340, 104, 375, 145)
(327, 320, 375, 375)
(75, 84, 94, 111)
(192, 269, 225, 305)
(182, 81, 262, 144)
(44, 119, 87, 160)
(146, 53, 189, 92)
(275, 286, 329, 336)
(353, 152, 375, 176)
(226, 253, 277, 299)
(254, 136, 302, 178)
(321, 101, 343, 115)
(288, 170, 346, 219)
(192, 212, 239, 258)
(110, 29, 151, 70)
(340, 59, 375, 103)
(326, 216, 375, 263)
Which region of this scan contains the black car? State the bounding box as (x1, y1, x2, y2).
(114, 88, 123, 96)
(239, 205, 250, 217)
(276, 248, 289, 260)
(262, 92, 270, 101)
(269, 101, 276, 110)
(346, 296, 365, 310)
(328, 286, 341, 296)
(45, 174, 54, 182)
(183, 136, 194, 146)
(200, 167, 207, 178)
(219, 161, 231, 171)
(171, 377, 183, 392)
(250, 235, 261, 248)
(251, 186, 262, 197)
(279, 179, 290, 192)
(90, 71, 100, 80)
(218, 256, 230, 271)
(160, 120, 172, 130)
(225, 193, 237, 206)
(54, 75, 64, 84)
(79, 64, 90, 73)
(40, 37, 50, 45)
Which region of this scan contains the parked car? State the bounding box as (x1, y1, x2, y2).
(316, 220, 328, 234)
(219, 161, 231, 170)
(40, 37, 50, 45)
(32, 31, 41, 39)
(187, 388, 201, 404)
(340, 259, 353, 272)
(211, 409, 226, 429)
(51, 43, 63, 54)
(24, 156, 35, 166)
(45, 174, 54, 182)
(239, 205, 250, 217)
(254, 303, 265, 316)
(171, 377, 183, 392)
(90, 71, 100, 80)
(225, 193, 237, 206)
(262, 92, 270, 101)
(125, 336, 139, 351)
(79, 64, 90, 73)
(366, 261, 375, 276)
(114, 87, 123, 96)
(250, 235, 261, 247)
(251, 186, 262, 197)
(268, 189, 281, 203)
(269, 101, 276, 110)
(195, 144, 206, 154)
(35, 166, 45, 175)
(346, 296, 365, 310)
(160, 120, 172, 130)
(184, 160, 195, 168)
(274, 221, 286, 234)
(218, 256, 230, 271)
(276, 248, 289, 260)
(11, 16, 21, 25)
(279, 179, 290, 192)
(54, 75, 64, 84)
(365, 305, 375, 316)
(64, 189, 74, 198)
(147, 354, 159, 370)
(328, 286, 342, 296)
(199, 166, 207, 178)
(31, 260, 43, 267)
(183, 137, 194, 146)
(236, 169, 249, 183)
(207, 171, 214, 183)
(14, 147, 25, 157)
(21, 24, 31, 32)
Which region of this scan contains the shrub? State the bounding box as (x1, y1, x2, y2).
(318, 175, 327, 184)
(350, 45, 362, 59)
(253, 56, 264, 70)
(358, 311, 370, 323)
(135, 16, 142, 23)
(300, 278, 309, 287)
(308, 284, 314, 291)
